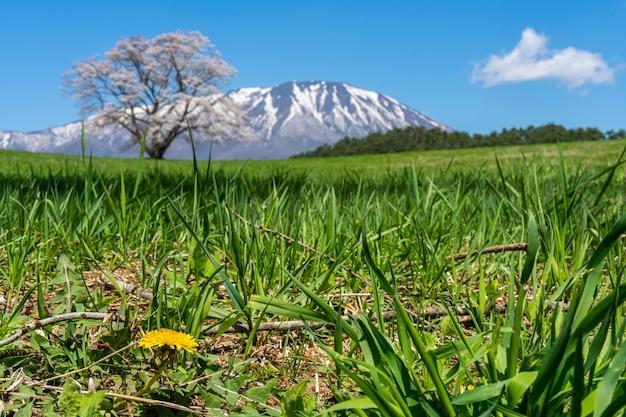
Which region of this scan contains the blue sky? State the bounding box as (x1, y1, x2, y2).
(0, 0, 623, 134)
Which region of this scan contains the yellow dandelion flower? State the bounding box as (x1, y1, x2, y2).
(459, 384, 475, 393)
(138, 329, 198, 353)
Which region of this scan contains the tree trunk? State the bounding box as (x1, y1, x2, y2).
(146, 144, 167, 159)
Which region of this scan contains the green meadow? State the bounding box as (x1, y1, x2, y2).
(1, 138, 623, 178)
(2, 140, 626, 416)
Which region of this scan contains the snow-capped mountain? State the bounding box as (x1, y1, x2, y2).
(0, 81, 452, 160)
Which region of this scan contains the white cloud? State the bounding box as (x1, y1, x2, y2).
(471, 28, 615, 89)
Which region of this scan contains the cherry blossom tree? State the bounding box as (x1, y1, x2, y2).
(62, 31, 249, 159)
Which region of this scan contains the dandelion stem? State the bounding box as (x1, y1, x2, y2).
(136, 354, 172, 398)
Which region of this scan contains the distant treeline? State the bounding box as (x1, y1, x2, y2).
(291, 124, 626, 158)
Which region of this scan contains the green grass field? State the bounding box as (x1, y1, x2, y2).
(2, 140, 626, 416)
(1, 138, 623, 179)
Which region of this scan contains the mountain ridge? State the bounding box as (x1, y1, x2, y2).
(0, 81, 452, 160)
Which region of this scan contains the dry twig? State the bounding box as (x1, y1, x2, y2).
(225, 202, 363, 280)
(0, 301, 569, 348)
(448, 242, 529, 261)
(0, 312, 123, 348)
(2, 380, 209, 415)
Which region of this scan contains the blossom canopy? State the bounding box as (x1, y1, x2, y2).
(61, 30, 250, 159)
(138, 329, 198, 353)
